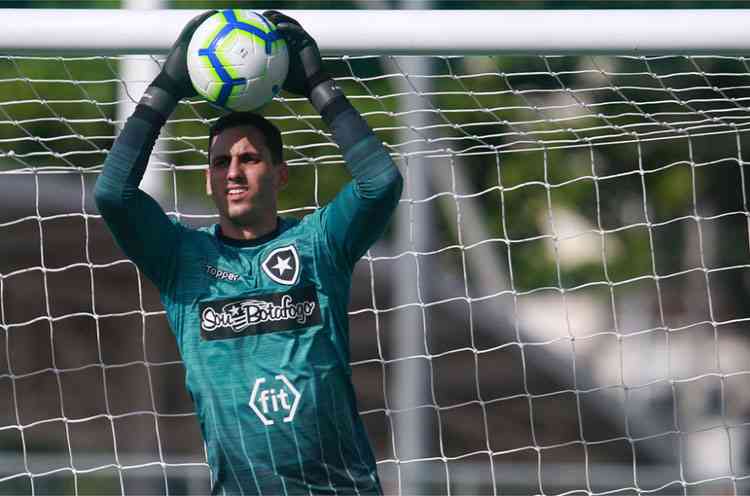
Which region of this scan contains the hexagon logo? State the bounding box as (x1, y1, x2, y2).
(249, 374, 301, 426)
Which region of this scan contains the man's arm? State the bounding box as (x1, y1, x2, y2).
(265, 11, 403, 270)
(315, 86, 403, 269)
(94, 108, 178, 289)
(94, 11, 214, 289)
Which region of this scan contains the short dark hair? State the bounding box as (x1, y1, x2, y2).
(208, 112, 283, 165)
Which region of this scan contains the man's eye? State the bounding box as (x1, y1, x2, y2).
(241, 154, 259, 164)
(212, 159, 229, 168)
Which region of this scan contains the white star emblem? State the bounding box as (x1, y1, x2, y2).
(261, 245, 300, 285)
(271, 256, 292, 276)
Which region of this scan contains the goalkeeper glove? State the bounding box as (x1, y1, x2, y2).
(140, 10, 216, 119)
(262, 10, 330, 98)
(263, 10, 346, 121)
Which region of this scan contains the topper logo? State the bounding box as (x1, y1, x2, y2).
(205, 265, 240, 281)
(249, 374, 301, 426)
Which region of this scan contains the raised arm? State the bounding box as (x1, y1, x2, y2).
(315, 89, 403, 270)
(265, 11, 403, 270)
(94, 11, 214, 289)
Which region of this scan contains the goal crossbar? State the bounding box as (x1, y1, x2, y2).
(0, 9, 750, 55)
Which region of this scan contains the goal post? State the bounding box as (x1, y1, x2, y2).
(2, 8, 750, 496)
(1, 9, 750, 55)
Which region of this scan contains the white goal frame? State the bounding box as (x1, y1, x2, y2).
(3, 7, 750, 496)
(0, 9, 749, 55)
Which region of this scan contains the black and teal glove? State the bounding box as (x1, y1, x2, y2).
(139, 10, 216, 120)
(263, 10, 349, 127)
(262, 10, 329, 98)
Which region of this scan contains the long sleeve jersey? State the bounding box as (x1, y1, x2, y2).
(94, 101, 403, 495)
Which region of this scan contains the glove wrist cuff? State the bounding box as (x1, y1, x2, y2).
(139, 75, 180, 120)
(309, 77, 343, 114)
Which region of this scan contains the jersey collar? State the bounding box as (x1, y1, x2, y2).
(215, 218, 282, 247)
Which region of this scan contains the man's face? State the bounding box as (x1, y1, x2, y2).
(206, 125, 288, 228)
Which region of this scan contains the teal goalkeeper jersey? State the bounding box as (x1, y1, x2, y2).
(95, 103, 402, 495)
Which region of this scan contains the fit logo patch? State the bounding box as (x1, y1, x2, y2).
(261, 245, 299, 286)
(249, 374, 301, 426)
(199, 286, 321, 340)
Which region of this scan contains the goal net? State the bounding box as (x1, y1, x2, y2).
(3, 9, 750, 496)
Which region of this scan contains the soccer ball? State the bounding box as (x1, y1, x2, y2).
(187, 9, 289, 111)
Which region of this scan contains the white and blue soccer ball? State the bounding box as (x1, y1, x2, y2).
(187, 10, 289, 111)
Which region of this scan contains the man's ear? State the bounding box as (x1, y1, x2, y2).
(205, 167, 212, 195)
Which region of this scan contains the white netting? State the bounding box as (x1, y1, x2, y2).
(3, 52, 750, 495)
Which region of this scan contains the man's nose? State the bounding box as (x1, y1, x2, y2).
(227, 157, 243, 180)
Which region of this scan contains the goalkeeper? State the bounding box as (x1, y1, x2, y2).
(95, 11, 402, 496)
